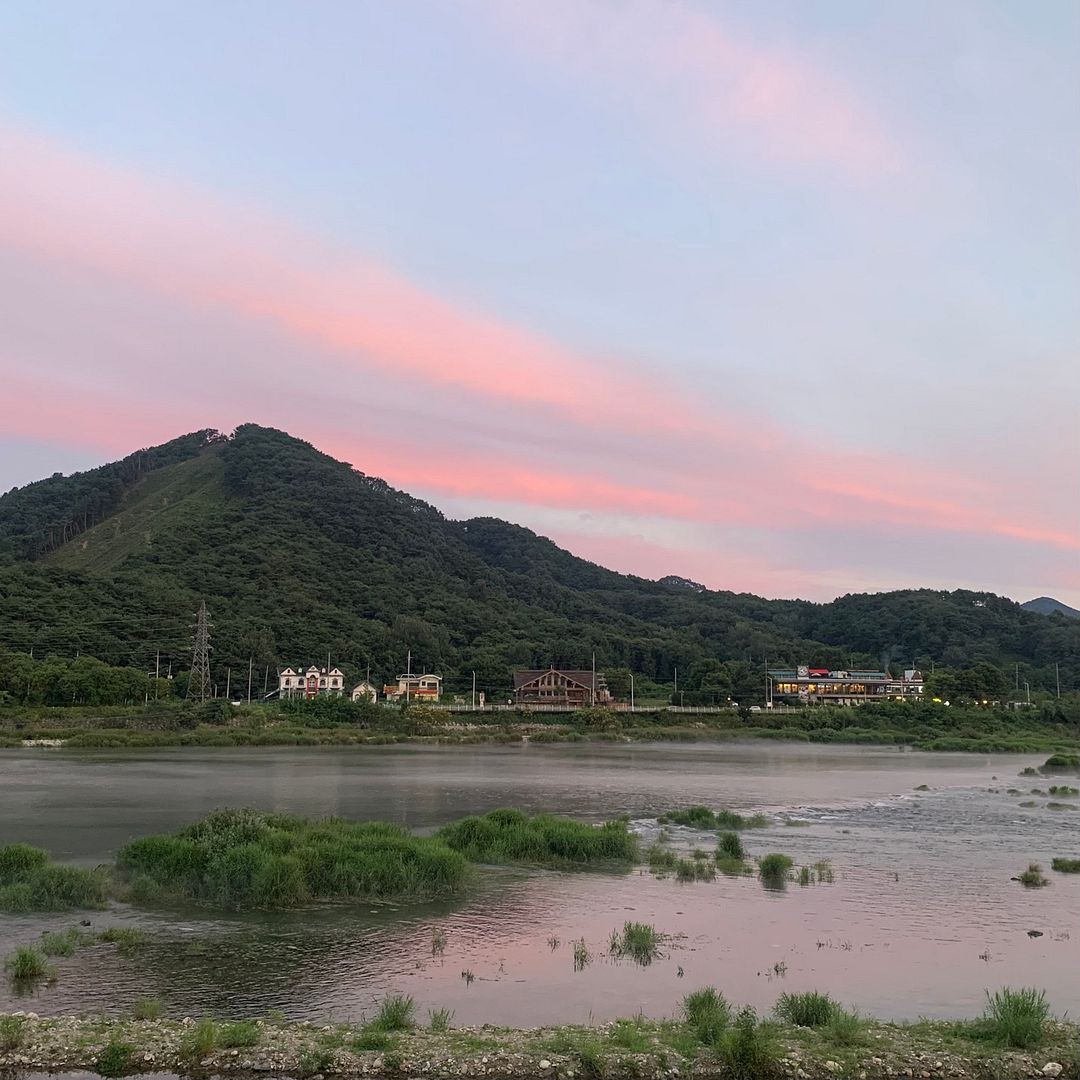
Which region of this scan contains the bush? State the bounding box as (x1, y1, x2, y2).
(116, 808, 469, 909)
(983, 987, 1050, 1049)
(437, 808, 637, 868)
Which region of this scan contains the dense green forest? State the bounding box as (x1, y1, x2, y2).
(0, 424, 1076, 702)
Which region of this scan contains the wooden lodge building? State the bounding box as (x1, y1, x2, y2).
(513, 666, 612, 707)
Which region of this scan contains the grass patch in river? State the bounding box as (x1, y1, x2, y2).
(1015, 863, 1049, 888)
(437, 808, 637, 868)
(609, 921, 664, 965)
(0, 842, 108, 912)
(3, 944, 51, 983)
(659, 806, 768, 830)
(1050, 857, 1080, 873)
(757, 853, 794, 888)
(116, 807, 469, 909)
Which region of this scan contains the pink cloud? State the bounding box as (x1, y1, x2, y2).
(469, 0, 904, 180)
(0, 119, 1075, 601)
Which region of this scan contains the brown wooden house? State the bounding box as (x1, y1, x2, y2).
(513, 666, 611, 707)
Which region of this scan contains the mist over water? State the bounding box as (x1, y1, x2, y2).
(1, 742, 1077, 1024)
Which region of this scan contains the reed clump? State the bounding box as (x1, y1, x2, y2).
(3, 945, 50, 982)
(683, 987, 731, 1046)
(774, 990, 840, 1027)
(116, 808, 469, 909)
(1016, 863, 1049, 888)
(437, 808, 637, 868)
(716, 832, 745, 860)
(758, 853, 794, 886)
(0, 843, 108, 913)
(980, 987, 1051, 1049)
(609, 921, 664, 965)
(0, 1014, 27, 1051)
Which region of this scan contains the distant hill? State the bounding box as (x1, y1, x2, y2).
(1022, 596, 1080, 620)
(1, 424, 1077, 697)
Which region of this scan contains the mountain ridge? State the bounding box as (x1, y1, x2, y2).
(1, 424, 1076, 697)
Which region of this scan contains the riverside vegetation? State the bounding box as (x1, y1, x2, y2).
(0, 986, 1076, 1080)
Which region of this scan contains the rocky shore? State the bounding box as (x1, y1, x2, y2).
(0, 1014, 1076, 1079)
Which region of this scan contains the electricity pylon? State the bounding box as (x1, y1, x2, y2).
(186, 600, 212, 701)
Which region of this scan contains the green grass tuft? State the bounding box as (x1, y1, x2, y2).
(774, 990, 840, 1027)
(822, 1007, 866, 1046)
(370, 993, 416, 1032)
(178, 1017, 219, 1062)
(718, 1007, 779, 1071)
(4, 945, 49, 981)
(219, 1020, 261, 1048)
(1017, 863, 1049, 887)
(683, 986, 732, 1046)
(437, 808, 637, 868)
(1050, 857, 1080, 873)
(132, 997, 164, 1020)
(609, 922, 664, 965)
(0, 843, 107, 913)
(716, 832, 745, 860)
(116, 808, 469, 909)
(96, 1039, 134, 1078)
(982, 987, 1050, 1049)
(428, 1007, 453, 1033)
(758, 853, 794, 886)
(0, 1014, 27, 1051)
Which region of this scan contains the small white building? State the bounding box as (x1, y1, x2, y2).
(350, 681, 379, 703)
(383, 673, 442, 702)
(278, 665, 345, 699)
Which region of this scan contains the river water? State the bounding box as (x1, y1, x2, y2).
(0, 742, 1077, 1026)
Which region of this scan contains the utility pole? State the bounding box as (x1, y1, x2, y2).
(1015, 663, 1019, 691)
(591, 652, 597, 706)
(629, 672, 635, 712)
(247, 656, 253, 703)
(155, 651, 160, 700)
(225, 667, 231, 700)
(1056, 663, 1061, 698)
(471, 670, 476, 710)
(185, 600, 212, 702)
(1024, 680, 1031, 705)
(674, 665, 678, 704)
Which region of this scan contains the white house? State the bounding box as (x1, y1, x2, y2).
(382, 673, 442, 702)
(350, 681, 379, 703)
(278, 665, 346, 699)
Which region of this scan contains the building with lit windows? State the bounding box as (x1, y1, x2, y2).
(767, 666, 923, 706)
(277, 665, 346, 699)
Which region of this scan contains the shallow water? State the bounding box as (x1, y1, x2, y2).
(1, 742, 1077, 1025)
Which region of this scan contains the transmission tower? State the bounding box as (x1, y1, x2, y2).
(186, 600, 212, 701)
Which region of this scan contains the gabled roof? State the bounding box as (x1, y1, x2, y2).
(513, 668, 598, 691)
(397, 673, 442, 681)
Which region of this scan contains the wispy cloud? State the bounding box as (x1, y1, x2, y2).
(0, 118, 1074, 604)
(467, 0, 905, 181)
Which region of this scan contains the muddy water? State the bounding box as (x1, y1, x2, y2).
(0, 742, 1077, 1025)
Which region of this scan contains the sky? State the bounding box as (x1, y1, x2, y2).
(0, 0, 1077, 605)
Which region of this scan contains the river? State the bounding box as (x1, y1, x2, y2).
(1, 741, 1077, 1026)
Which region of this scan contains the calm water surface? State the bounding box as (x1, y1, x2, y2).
(1, 742, 1077, 1025)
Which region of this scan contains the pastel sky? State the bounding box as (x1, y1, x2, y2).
(0, 1, 1077, 604)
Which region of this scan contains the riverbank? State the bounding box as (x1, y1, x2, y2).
(3, 717, 1079, 754)
(0, 1012, 1076, 1079)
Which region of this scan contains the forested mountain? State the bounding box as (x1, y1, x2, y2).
(1, 424, 1076, 699)
(1022, 596, 1080, 620)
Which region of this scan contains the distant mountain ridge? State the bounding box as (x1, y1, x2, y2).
(1022, 596, 1080, 620)
(0, 423, 1076, 696)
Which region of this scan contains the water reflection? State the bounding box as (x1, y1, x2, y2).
(1, 743, 1077, 1024)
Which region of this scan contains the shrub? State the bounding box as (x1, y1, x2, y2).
(0, 1014, 27, 1050)
(96, 1039, 134, 1078)
(1017, 863, 1049, 887)
(1050, 857, 1080, 873)
(116, 808, 469, 909)
(717, 832, 744, 860)
(437, 809, 637, 868)
(683, 987, 731, 1045)
(775, 990, 840, 1027)
(983, 987, 1050, 1049)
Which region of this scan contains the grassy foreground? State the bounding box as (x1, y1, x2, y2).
(0, 1003, 1076, 1080)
